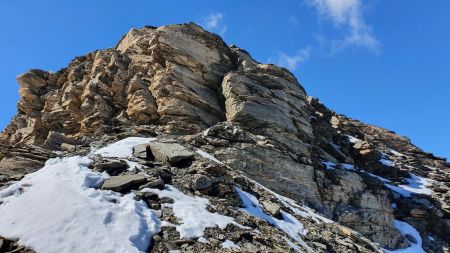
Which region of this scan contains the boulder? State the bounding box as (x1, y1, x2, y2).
(133, 144, 151, 159)
(262, 201, 281, 218)
(93, 160, 128, 176)
(101, 174, 148, 192)
(139, 177, 165, 190)
(149, 142, 194, 165)
(192, 175, 212, 190)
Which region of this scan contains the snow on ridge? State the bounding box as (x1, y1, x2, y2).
(94, 137, 156, 158)
(196, 149, 224, 165)
(0, 154, 160, 253)
(277, 195, 333, 224)
(198, 149, 332, 225)
(284, 237, 304, 253)
(342, 163, 356, 170)
(364, 171, 433, 198)
(347, 135, 361, 144)
(321, 161, 356, 172)
(322, 161, 336, 170)
(236, 187, 312, 251)
(0, 137, 332, 253)
(319, 157, 433, 198)
(397, 174, 433, 196)
(384, 220, 425, 253)
(380, 155, 395, 167)
(142, 185, 239, 239)
(390, 149, 406, 157)
(320, 160, 432, 197)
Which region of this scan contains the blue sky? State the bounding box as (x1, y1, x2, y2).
(1, 0, 449, 159)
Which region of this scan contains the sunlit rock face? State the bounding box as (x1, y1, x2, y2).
(1, 23, 449, 252)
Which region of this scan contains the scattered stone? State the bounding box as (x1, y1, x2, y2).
(133, 144, 151, 159)
(101, 174, 148, 192)
(93, 160, 128, 176)
(192, 175, 212, 190)
(261, 201, 281, 218)
(139, 177, 164, 190)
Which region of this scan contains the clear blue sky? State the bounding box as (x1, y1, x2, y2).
(1, 0, 449, 159)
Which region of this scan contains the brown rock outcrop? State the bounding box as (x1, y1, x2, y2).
(1, 23, 449, 252)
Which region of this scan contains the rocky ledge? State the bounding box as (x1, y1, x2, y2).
(0, 23, 449, 252)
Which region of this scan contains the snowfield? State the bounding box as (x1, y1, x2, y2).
(0, 155, 160, 253)
(0, 137, 243, 253)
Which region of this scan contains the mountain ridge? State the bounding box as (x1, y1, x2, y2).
(0, 23, 449, 253)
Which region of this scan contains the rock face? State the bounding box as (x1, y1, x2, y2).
(1, 23, 449, 252)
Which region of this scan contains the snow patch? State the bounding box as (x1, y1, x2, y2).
(284, 237, 304, 253)
(198, 237, 209, 244)
(322, 161, 357, 172)
(221, 239, 240, 249)
(94, 137, 156, 158)
(342, 163, 356, 171)
(380, 153, 395, 167)
(202, 128, 210, 138)
(196, 149, 330, 226)
(142, 185, 238, 238)
(397, 174, 433, 196)
(364, 171, 432, 198)
(236, 188, 310, 250)
(0, 155, 160, 253)
(366, 172, 391, 183)
(322, 161, 336, 170)
(390, 149, 406, 157)
(384, 220, 425, 253)
(125, 160, 145, 172)
(196, 149, 224, 165)
(347, 135, 361, 143)
(273, 193, 333, 224)
(241, 177, 332, 224)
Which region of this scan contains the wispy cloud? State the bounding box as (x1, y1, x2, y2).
(202, 12, 227, 36)
(309, 0, 380, 53)
(274, 48, 311, 71)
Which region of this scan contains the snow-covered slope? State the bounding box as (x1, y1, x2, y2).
(0, 137, 386, 253)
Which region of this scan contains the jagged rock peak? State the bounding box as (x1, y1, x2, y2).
(1, 23, 449, 252)
(1, 23, 310, 154)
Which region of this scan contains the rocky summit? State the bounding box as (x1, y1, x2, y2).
(0, 23, 449, 253)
